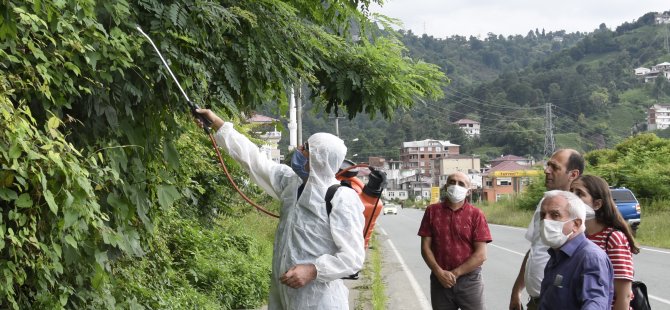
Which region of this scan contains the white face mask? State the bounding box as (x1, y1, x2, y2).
(540, 219, 574, 248)
(585, 205, 596, 220)
(446, 185, 468, 203)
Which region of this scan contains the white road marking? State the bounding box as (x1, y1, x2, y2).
(640, 247, 670, 255)
(386, 239, 431, 310)
(489, 243, 526, 256)
(649, 294, 670, 305)
(377, 227, 387, 236)
(488, 234, 670, 306)
(489, 223, 527, 231)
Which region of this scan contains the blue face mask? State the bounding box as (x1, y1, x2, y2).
(291, 150, 309, 180)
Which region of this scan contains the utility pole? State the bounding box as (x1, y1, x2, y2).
(296, 82, 303, 146)
(330, 115, 345, 137)
(288, 87, 297, 151)
(543, 102, 555, 158)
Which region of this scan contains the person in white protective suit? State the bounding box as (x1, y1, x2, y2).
(196, 109, 366, 309)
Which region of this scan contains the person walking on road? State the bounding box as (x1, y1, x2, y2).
(418, 172, 492, 310)
(509, 149, 584, 310)
(197, 109, 366, 310)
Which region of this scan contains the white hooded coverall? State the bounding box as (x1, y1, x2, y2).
(215, 123, 366, 309)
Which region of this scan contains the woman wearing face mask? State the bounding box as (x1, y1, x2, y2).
(570, 175, 639, 310)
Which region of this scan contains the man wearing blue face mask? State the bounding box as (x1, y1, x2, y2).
(537, 190, 613, 310)
(290, 143, 310, 181)
(418, 172, 492, 310)
(196, 109, 365, 310)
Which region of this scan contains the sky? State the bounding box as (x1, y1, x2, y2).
(369, 0, 669, 38)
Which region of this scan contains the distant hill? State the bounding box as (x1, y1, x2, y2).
(265, 10, 670, 162)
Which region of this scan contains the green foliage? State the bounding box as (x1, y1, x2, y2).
(110, 210, 276, 309)
(2, 0, 444, 308)
(313, 37, 447, 119)
(0, 102, 118, 308)
(510, 175, 546, 211)
(585, 133, 670, 200)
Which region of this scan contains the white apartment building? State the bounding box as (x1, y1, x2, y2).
(454, 119, 481, 138)
(648, 104, 670, 131)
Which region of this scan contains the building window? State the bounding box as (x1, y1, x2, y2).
(497, 177, 512, 186)
(485, 180, 492, 187)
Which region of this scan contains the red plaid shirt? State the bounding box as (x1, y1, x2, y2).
(418, 201, 492, 271)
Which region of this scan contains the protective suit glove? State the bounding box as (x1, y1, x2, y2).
(363, 167, 387, 198)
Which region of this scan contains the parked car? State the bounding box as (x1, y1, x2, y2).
(383, 204, 398, 215)
(609, 187, 641, 234)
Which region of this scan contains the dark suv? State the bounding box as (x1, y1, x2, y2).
(609, 187, 641, 234)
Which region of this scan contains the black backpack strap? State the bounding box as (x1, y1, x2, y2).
(325, 184, 341, 216)
(325, 181, 353, 216)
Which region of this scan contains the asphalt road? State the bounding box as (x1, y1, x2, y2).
(376, 207, 670, 309)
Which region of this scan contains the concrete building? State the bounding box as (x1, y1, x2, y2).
(247, 114, 282, 163)
(634, 67, 651, 76)
(400, 139, 459, 178)
(454, 119, 481, 138)
(648, 104, 670, 131)
(434, 155, 481, 188)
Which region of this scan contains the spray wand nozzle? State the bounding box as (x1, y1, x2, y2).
(135, 25, 212, 133)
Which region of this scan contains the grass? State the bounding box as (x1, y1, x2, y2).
(631, 198, 670, 248)
(355, 233, 386, 310)
(369, 235, 386, 310)
(475, 198, 670, 249)
(476, 200, 535, 227)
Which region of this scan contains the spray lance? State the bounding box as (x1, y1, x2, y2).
(135, 25, 279, 218)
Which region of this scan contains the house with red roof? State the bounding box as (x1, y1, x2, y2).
(482, 157, 542, 202)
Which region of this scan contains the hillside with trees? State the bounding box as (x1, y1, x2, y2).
(289, 11, 670, 162)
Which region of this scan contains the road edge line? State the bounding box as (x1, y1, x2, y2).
(386, 239, 431, 310)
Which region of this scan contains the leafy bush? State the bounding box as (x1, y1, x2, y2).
(586, 133, 670, 200)
(512, 175, 546, 211)
(1, 0, 445, 308)
(109, 210, 276, 309)
(0, 102, 119, 308)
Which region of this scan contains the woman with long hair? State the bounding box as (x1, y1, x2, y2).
(570, 175, 639, 310)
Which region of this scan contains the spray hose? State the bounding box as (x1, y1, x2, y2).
(206, 132, 280, 218)
(136, 25, 278, 218)
(136, 26, 379, 220)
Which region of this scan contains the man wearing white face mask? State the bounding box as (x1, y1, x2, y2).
(538, 190, 613, 309)
(510, 149, 584, 310)
(418, 172, 492, 310)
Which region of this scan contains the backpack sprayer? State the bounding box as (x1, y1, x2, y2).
(136, 25, 279, 218)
